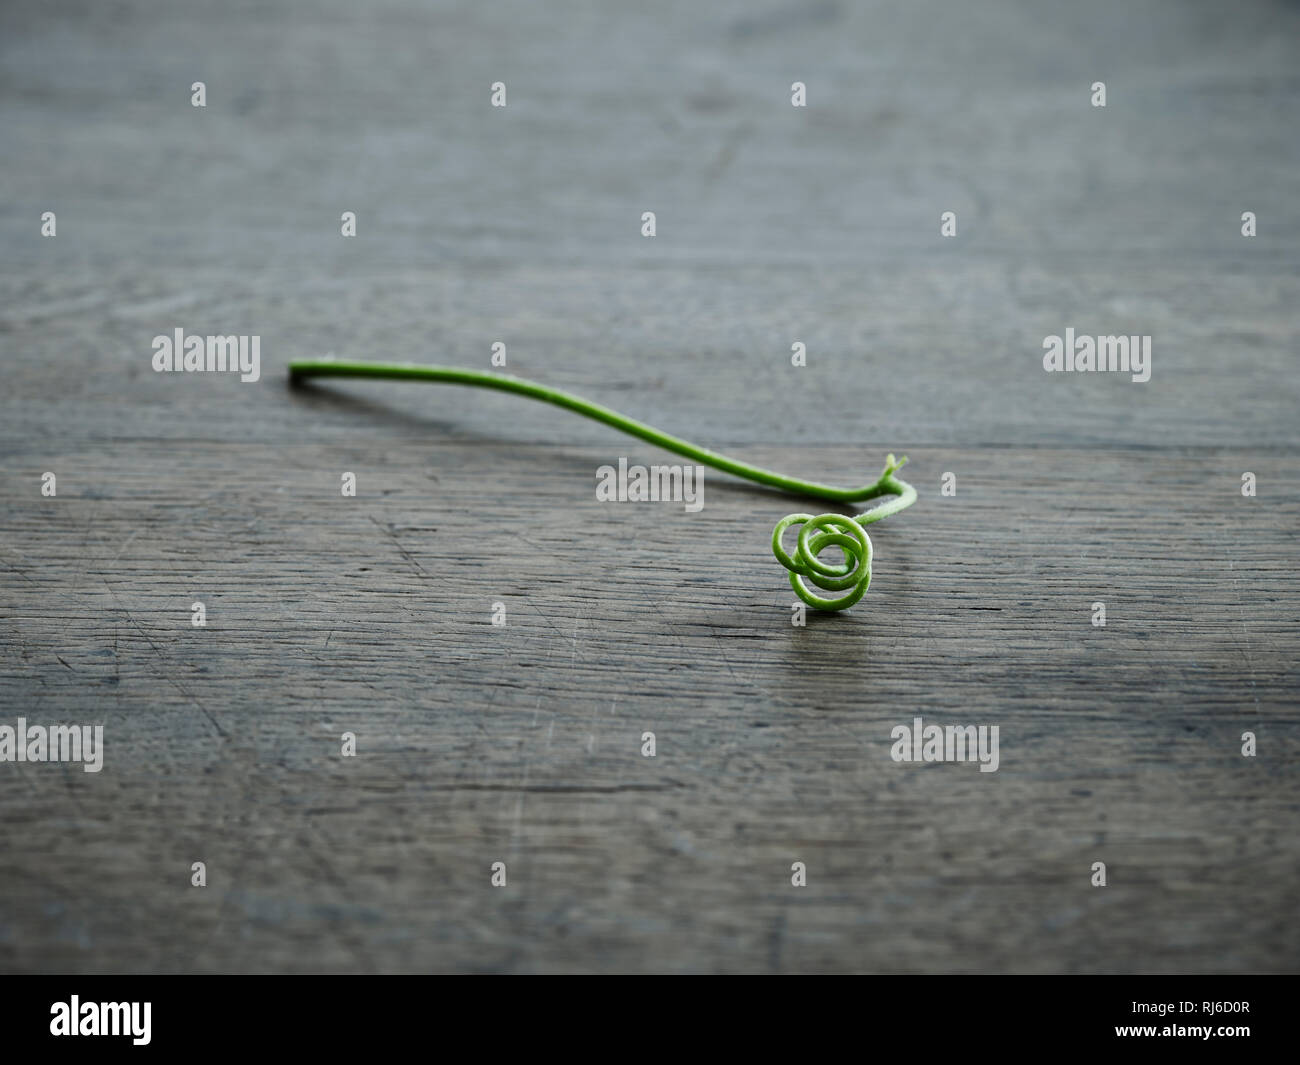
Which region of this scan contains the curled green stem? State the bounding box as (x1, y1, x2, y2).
(289, 359, 916, 611)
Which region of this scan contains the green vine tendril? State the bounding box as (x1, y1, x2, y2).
(288, 359, 916, 611)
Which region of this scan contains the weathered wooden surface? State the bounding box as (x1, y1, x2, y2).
(1, 0, 1297, 973)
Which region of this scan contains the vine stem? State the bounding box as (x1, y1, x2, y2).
(290, 359, 909, 505)
(289, 358, 916, 610)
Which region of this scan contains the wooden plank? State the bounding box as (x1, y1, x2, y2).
(0, 0, 1297, 973)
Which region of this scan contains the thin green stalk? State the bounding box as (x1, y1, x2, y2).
(289, 358, 916, 610)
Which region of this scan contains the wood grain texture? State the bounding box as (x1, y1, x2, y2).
(1, 0, 1298, 973)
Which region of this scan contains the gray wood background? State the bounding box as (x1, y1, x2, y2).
(1, 0, 1297, 973)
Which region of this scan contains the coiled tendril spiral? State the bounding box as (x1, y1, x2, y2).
(770, 454, 915, 611)
(287, 360, 918, 613)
